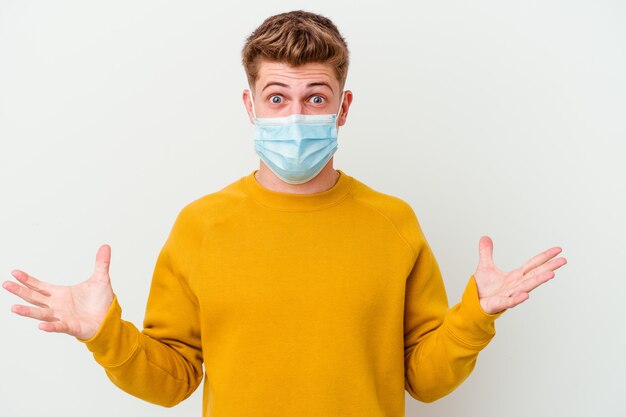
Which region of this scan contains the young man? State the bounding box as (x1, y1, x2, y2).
(3, 10, 566, 417)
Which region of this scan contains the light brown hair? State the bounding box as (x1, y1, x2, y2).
(241, 10, 350, 92)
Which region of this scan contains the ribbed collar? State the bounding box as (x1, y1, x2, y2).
(242, 169, 354, 212)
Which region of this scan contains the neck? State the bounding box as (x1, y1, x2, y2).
(254, 159, 339, 194)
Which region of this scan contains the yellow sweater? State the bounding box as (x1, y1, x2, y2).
(80, 169, 502, 416)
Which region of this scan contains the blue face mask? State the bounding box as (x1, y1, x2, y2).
(249, 89, 345, 185)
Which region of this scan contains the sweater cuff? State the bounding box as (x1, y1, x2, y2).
(76, 295, 140, 367)
(443, 276, 504, 347)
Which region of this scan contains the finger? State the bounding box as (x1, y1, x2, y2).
(481, 292, 529, 314)
(10, 304, 59, 322)
(92, 244, 111, 281)
(523, 256, 568, 280)
(521, 246, 563, 275)
(512, 269, 556, 296)
(39, 321, 71, 334)
(478, 236, 494, 268)
(10, 270, 52, 297)
(505, 292, 530, 309)
(488, 292, 530, 313)
(2, 281, 50, 308)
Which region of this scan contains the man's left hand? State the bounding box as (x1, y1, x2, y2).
(473, 236, 567, 314)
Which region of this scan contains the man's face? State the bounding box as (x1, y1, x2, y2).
(243, 61, 352, 126)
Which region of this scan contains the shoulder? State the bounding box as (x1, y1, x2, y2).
(350, 178, 417, 222)
(171, 174, 250, 231)
(349, 176, 428, 256)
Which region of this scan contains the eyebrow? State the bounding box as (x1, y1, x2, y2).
(261, 81, 335, 93)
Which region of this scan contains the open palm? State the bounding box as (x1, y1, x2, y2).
(474, 236, 567, 314)
(3, 244, 115, 340)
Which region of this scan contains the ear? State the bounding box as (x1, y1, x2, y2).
(337, 90, 353, 127)
(242, 89, 255, 124)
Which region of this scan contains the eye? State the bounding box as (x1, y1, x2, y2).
(269, 95, 282, 104)
(310, 95, 324, 104)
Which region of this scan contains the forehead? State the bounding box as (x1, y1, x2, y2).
(255, 61, 339, 93)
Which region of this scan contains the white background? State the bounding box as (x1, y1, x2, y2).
(1, 1, 624, 416)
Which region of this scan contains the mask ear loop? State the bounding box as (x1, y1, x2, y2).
(336, 91, 346, 124)
(248, 88, 258, 119)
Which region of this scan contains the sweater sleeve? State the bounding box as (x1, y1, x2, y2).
(402, 216, 503, 403)
(78, 205, 204, 407)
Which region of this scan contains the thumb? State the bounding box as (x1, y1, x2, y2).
(93, 244, 111, 280)
(478, 235, 494, 268)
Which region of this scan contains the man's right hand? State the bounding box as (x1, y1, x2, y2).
(2, 244, 115, 340)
